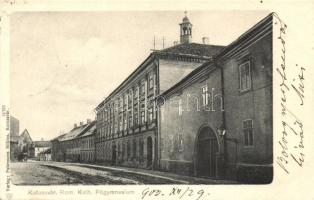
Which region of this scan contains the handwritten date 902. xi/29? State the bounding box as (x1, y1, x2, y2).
(141, 187, 210, 200)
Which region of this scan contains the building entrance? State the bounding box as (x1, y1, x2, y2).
(195, 126, 219, 178)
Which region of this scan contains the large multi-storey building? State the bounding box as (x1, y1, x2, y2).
(95, 14, 224, 169)
(157, 13, 272, 183)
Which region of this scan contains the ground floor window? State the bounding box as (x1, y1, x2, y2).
(139, 138, 144, 162)
(127, 140, 131, 159)
(133, 139, 137, 158)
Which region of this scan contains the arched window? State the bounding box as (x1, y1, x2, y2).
(183, 27, 187, 35)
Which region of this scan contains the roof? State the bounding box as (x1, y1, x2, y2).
(158, 13, 273, 100)
(96, 43, 225, 110)
(215, 13, 273, 59)
(19, 129, 33, 143)
(78, 121, 96, 138)
(158, 43, 224, 58)
(60, 124, 89, 141)
(157, 61, 213, 100)
(59, 121, 96, 142)
(33, 141, 52, 148)
(50, 133, 67, 142)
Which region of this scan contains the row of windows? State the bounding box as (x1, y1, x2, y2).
(98, 72, 156, 120)
(81, 152, 94, 161)
(97, 71, 157, 141)
(81, 138, 94, 149)
(96, 138, 145, 161)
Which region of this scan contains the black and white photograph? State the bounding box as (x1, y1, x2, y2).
(9, 10, 273, 185)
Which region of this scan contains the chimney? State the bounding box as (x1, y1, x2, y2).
(87, 119, 91, 124)
(74, 123, 77, 128)
(173, 41, 179, 46)
(79, 122, 84, 126)
(202, 37, 209, 45)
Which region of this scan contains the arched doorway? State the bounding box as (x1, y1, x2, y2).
(147, 137, 153, 168)
(195, 126, 219, 178)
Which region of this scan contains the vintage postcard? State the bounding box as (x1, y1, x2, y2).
(0, 0, 313, 200)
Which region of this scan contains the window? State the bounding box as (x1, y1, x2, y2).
(243, 119, 253, 146)
(127, 140, 131, 158)
(119, 115, 122, 131)
(140, 81, 146, 95)
(123, 113, 127, 130)
(128, 90, 133, 105)
(122, 142, 125, 160)
(134, 86, 139, 100)
(139, 138, 144, 161)
(140, 111, 145, 125)
(202, 85, 209, 106)
(128, 113, 133, 128)
(133, 139, 137, 158)
(178, 134, 184, 151)
(148, 107, 153, 122)
(134, 113, 138, 126)
(169, 135, 174, 152)
(178, 99, 183, 115)
(149, 74, 154, 89)
(239, 61, 251, 91)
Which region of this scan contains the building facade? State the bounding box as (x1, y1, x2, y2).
(18, 129, 35, 158)
(51, 120, 96, 163)
(157, 14, 273, 182)
(38, 148, 52, 161)
(10, 116, 20, 161)
(34, 140, 52, 158)
(80, 122, 96, 163)
(95, 14, 224, 169)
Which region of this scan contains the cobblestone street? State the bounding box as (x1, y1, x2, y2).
(10, 161, 237, 185)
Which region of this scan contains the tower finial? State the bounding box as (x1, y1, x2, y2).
(184, 10, 187, 17)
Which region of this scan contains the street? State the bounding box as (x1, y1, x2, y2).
(10, 161, 237, 185)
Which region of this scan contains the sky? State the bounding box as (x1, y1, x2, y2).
(10, 10, 269, 141)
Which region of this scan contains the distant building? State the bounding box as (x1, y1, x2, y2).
(157, 14, 272, 182)
(38, 148, 52, 161)
(51, 134, 67, 162)
(18, 129, 35, 158)
(94, 13, 224, 169)
(79, 121, 96, 163)
(10, 116, 20, 161)
(51, 120, 96, 163)
(33, 139, 52, 158)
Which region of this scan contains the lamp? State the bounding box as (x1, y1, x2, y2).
(217, 124, 226, 137)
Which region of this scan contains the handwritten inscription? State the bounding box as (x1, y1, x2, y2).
(274, 13, 307, 174)
(141, 187, 209, 200)
(291, 65, 305, 105)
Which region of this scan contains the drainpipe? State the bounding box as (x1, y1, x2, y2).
(214, 56, 228, 179)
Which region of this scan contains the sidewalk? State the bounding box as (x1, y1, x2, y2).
(43, 161, 238, 184)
